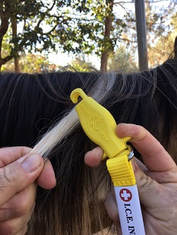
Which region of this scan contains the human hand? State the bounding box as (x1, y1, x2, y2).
(0, 147, 56, 235)
(85, 124, 177, 235)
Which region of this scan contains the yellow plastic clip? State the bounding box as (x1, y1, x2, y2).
(70, 88, 136, 187)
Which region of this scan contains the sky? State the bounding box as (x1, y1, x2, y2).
(48, 52, 101, 69)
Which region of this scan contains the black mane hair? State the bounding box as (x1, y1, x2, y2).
(0, 58, 177, 234)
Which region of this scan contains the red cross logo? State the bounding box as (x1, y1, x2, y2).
(119, 188, 132, 202)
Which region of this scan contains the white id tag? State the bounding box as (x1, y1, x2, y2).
(114, 185, 145, 235)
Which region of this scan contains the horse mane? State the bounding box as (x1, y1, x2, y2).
(0, 58, 177, 234)
(174, 36, 177, 59)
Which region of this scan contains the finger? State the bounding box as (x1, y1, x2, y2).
(0, 184, 36, 222)
(0, 214, 29, 235)
(84, 147, 103, 167)
(132, 159, 164, 208)
(0, 154, 43, 206)
(37, 160, 56, 189)
(0, 147, 31, 167)
(15, 226, 27, 235)
(116, 123, 176, 171)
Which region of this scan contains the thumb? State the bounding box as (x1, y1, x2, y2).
(133, 159, 162, 208)
(0, 154, 44, 206)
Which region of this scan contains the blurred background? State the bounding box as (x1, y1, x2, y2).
(0, 0, 177, 73)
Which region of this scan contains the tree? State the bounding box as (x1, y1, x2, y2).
(59, 57, 97, 72)
(1, 0, 134, 72)
(0, 0, 66, 71)
(1, 0, 176, 72)
(148, 12, 177, 67)
(2, 53, 58, 73)
(0, 0, 146, 72)
(100, 0, 114, 72)
(108, 46, 138, 72)
(54, 0, 115, 72)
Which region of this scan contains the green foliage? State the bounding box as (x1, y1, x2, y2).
(2, 53, 58, 73)
(54, 0, 130, 57)
(1, 29, 12, 58)
(1, 0, 134, 70)
(148, 12, 177, 67)
(108, 46, 138, 73)
(0, 0, 60, 67)
(146, 1, 176, 38)
(1, 0, 177, 71)
(59, 57, 97, 72)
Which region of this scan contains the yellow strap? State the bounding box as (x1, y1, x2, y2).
(106, 152, 136, 187)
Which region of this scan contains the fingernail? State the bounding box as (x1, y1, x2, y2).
(21, 155, 41, 173)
